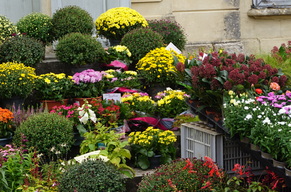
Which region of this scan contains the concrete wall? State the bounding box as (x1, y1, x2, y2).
(132, 0, 291, 55)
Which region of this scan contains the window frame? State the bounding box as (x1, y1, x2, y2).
(252, 0, 291, 9)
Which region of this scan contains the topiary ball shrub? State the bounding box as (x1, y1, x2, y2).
(59, 159, 126, 192)
(55, 32, 105, 66)
(13, 112, 74, 160)
(52, 5, 94, 40)
(0, 35, 45, 67)
(0, 15, 18, 44)
(121, 27, 164, 67)
(148, 19, 187, 51)
(17, 12, 53, 45)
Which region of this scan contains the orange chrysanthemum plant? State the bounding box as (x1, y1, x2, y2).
(0, 107, 14, 138)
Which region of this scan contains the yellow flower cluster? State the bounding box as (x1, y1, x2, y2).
(0, 16, 18, 44)
(95, 7, 148, 39)
(0, 62, 36, 98)
(128, 126, 177, 147)
(137, 47, 186, 84)
(121, 92, 155, 104)
(156, 89, 188, 107)
(112, 45, 132, 57)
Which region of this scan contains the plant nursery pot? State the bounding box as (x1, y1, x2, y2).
(261, 151, 273, 160)
(0, 136, 12, 147)
(149, 154, 162, 169)
(272, 159, 286, 169)
(240, 137, 250, 144)
(109, 39, 121, 46)
(284, 166, 291, 177)
(250, 143, 261, 154)
(40, 99, 68, 111)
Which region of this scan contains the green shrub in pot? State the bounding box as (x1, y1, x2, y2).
(55, 32, 105, 66)
(16, 12, 53, 45)
(13, 112, 74, 160)
(121, 27, 164, 68)
(148, 19, 187, 51)
(52, 5, 94, 40)
(58, 159, 126, 192)
(0, 35, 45, 67)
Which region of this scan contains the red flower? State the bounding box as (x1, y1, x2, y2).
(255, 89, 263, 94)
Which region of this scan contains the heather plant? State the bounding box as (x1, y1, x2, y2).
(52, 5, 94, 40)
(148, 19, 187, 51)
(56, 32, 105, 66)
(16, 12, 53, 45)
(121, 27, 164, 65)
(0, 35, 45, 67)
(58, 159, 126, 192)
(0, 15, 18, 44)
(13, 112, 74, 160)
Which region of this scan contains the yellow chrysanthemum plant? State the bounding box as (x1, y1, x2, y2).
(121, 92, 155, 116)
(155, 88, 191, 118)
(35, 72, 73, 101)
(0, 62, 36, 99)
(137, 47, 186, 87)
(0, 15, 18, 44)
(128, 126, 177, 170)
(95, 7, 148, 40)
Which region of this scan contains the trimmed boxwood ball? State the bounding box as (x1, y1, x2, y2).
(13, 112, 74, 159)
(52, 5, 94, 40)
(121, 27, 164, 68)
(0, 35, 45, 67)
(59, 159, 126, 192)
(148, 19, 187, 51)
(55, 32, 106, 66)
(17, 12, 53, 45)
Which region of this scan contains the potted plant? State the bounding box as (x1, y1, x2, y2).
(95, 7, 148, 43)
(104, 45, 132, 66)
(0, 15, 18, 44)
(55, 32, 106, 71)
(35, 72, 73, 110)
(103, 69, 142, 90)
(58, 159, 126, 192)
(136, 47, 186, 93)
(0, 107, 14, 145)
(16, 12, 53, 45)
(154, 88, 190, 118)
(0, 62, 36, 109)
(121, 92, 155, 117)
(0, 35, 45, 67)
(128, 126, 177, 170)
(52, 5, 94, 40)
(148, 19, 187, 51)
(120, 27, 164, 67)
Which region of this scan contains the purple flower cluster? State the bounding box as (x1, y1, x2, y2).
(256, 91, 291, 109)
(72, 69, 107, 85)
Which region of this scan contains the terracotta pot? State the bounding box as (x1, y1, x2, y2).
(74, 98, 93, 106)
(40, 99, 68, 111)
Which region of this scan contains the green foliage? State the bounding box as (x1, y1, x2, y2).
(0, 35, 45, 67)
(13, 112, 74, 160)
(0, 150, 36, 192)
(121, 27, 164, 65)
(58, 159, 126, 192)
(51, 5, 94, 40)
(148, 19, 187, 51)
(16, 12, 53, 45)
(56, 32, 105, 65)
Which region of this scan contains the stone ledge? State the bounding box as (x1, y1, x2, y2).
(247, 8, 291, 17)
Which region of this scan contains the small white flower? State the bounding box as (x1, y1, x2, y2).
(244, 114, 252, 120)
(244, 106, 249, 110)
(258, 115, 262, 119)
(262, 117, 271, 125)
(278, 129, 282, 132)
